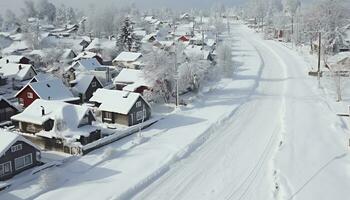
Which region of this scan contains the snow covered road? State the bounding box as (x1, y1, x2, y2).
(133, 23, 288, 200)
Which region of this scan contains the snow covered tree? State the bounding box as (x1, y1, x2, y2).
(22, 0, 37, 19)
(66, 7, 77, 24)
(55, 5, 67, 26)
(2, 10, 18, 31)
(143, 48, 177, 103)
(116, 17, 140, 52)
(36, 0, 56, 23)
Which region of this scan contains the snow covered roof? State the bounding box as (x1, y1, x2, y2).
(90, 89, 150, 114)
(68, 58, 102, 72)
(0, 63, 36, 81)
(328, 52, 350, 67)
(184, 45, 210, 60)
(31, 73, 55, 82)
(142, 34, 157, 43)
(113, 52, 142, 63)
(0, 95, 19, 111)
(11, 100, 95, 137)
(0, 129, 40, 157)
(0, 55, 28, 64)
(2, 40, 30, 54)
(113, 69, 150, 90)
(15, 78, 77, 102)
(85, 38, 101, 51)
(134, 30, 147, 37)
(71, 74, 101, 94)
(61, 49, 76, 60)
(73, 51, 101, 62)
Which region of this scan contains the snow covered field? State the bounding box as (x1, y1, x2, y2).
(1, 22, 350, 200)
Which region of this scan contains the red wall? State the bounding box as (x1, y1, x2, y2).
(16, 86, 39, 108)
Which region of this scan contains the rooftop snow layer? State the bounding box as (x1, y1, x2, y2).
(11, 99, 93, 136)
(113, 52, 142, 62)
(90, 88, 147, 114)
(0, 129, 40, 157)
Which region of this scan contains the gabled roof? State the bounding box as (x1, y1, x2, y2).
(15, 78, 76, 102)
(31, 73, 55, 83)
(0, 96, 19, 111)
(67, 58, 102, 72)
(11, 100, 95, 137)
(73, 51, 101, 62)
(113, 52, 142, 63)
(90, 89, 150, 115)
(0, 63, 36, 81)
(0, 129, 40, 157)
(85, 38, 101, 51)
(113, 68, 150, 89)
(71, 74, 102, 94)
(0, 55, 28, 64)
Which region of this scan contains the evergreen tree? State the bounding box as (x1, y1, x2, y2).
(116, 17, 140, 52)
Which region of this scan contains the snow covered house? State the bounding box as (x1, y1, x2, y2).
(73, 51, 103, 64)
(112, 52, 143, 69)
(326, 52, 350, 71)
(15, 78, 79, 108)
(0, 62, 37, 81)
(85, 38, 102, 53)
(113, 68, 150, 94)
(65, 58, 114, 84)
(0, 96, 19, 124)
(70, 74, 103, 103)
(142, 34, 157, 43)
(90, 89, 151, 126)
(0, 55, 31, 65)
(79, 37, 92, 50)
(11, 99, 100, 151)
(61, 49, 77, 64)
(0, 130, 41, 181)
(184, 45, 212, 61)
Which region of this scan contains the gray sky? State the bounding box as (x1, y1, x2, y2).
(0, 0, 244, 14)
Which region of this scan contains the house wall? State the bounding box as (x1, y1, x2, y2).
(128, 97, 151, 126)
(16, 86, 39, 108)
(101, 96, 151, 126)
(21, 67, 37, 81)
(18, 120, 54, 134)
(0, 100, 18, 123)
(0, 141, 39, 181)
(83, 77, 103, 103)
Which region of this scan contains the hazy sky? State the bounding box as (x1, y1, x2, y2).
(0, 0, 244, 14)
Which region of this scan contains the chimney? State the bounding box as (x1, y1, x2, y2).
(18, 65, 22, 70)
(123, 92, 130, 98)
(6, 59, 9, 64)
(41, 106, 45, 116)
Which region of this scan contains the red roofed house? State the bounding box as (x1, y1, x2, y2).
(15, 78, 79, 108)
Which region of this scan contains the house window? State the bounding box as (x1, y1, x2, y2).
(11, 144, 22, 152)
(136, 101, 141, 108)
(14, 154, 33, 170)
(19, 98, 24, 105)
(0, 161, 12, 176)
(136, 111, 144, 121)
(27, 124, 36, 132)
(91, 81, 97, 87)
(105, 112, 113, 120)
(27, 92, 33, 99)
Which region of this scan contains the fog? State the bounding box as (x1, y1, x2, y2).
(0, 0, 244, 13)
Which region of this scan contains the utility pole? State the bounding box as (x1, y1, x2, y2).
(174, 42, 179, 107)
(318, 32, 321, 81)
